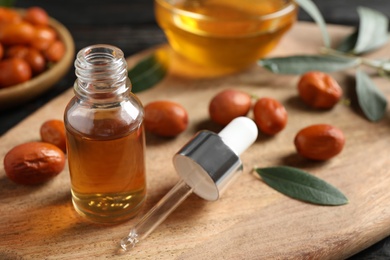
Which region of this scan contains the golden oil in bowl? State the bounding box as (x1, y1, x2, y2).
(155, 0, 297, 74)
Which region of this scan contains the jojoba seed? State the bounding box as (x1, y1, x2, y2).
(25, 47, 46, 75)
(0, 7, 22, 24)
(43, 40, 65, 62)
(253, 97, 288, 135)
(0, 21, 35, 45)
(3, 141, 66, 185)
(209, 89, 252, 126)
(40, 119, 67, 152)
(0, 58, 32, 88)
(297, 71, 342, 109)
(294, 124, 345, 161)
(31, 25, 56, 51)
(144, 100, 188, 137)
(24, 6, 49, 26)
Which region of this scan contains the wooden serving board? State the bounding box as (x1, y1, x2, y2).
(2, 22, 390, 259)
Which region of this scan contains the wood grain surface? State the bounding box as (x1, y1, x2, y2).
(1, 22, 390, 260)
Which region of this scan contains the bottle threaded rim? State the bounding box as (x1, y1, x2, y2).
(74, 44, 130, 99)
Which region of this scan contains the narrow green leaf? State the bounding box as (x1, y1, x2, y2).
(255, 166, 348, 206)
(128, 51, 168, 93)
(258, 55, 359, 74)
(295, 0, 331, 48)
(336, 30, 359, 53)
(0, 0, 15, 6)
(356, 69, 387, 121)
(354, 7, 389, 54)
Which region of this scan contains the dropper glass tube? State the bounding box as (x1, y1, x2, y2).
(120, 116, 258, 251)
(121, 180, 193, 250)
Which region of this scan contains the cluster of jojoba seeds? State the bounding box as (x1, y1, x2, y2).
(0, 6, 65, 88)
(208, 71, 345, 161)
(208, 88, 288, 136)
(3, 119, 67, 185)
(113, 71, 345, 162)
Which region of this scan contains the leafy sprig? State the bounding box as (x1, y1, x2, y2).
(259, 1, 389, 122)
(128, 49, 168, 93)
(255, 166, 348, 206)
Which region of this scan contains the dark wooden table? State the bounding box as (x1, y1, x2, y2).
(1, 0, 390, 259)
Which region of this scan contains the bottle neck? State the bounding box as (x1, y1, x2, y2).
(74, 44, 131, 103)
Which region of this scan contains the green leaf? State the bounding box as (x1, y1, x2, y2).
(0, 0, 15, 6)
(258, 55, 359, 74)
(356, 69, 388, 121)
(255, 166, 348, 206)
(336, 30, 359, 53)
(295, 0, 331, 48)
(128, 51, 168, 93)
(353, 7, 389, 54)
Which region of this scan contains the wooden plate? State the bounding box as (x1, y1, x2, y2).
(0, 14, 75, 111)
(2, 23, 390, 259)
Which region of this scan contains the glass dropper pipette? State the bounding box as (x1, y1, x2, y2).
(120, 116, 258, 251)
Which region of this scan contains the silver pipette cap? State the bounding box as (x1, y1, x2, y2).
(173, 116, 258, 201)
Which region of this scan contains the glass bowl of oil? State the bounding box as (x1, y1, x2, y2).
(154, 0, 297, 75)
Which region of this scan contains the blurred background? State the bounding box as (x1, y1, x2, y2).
(3, 0, 388, 135)
(11, 0, 390, 58)
(2, 0, 390, 259)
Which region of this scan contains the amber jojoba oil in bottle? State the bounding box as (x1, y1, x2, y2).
(64, 44, 146, 224)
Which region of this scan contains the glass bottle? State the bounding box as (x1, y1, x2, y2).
(64, 44, 146, 224)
